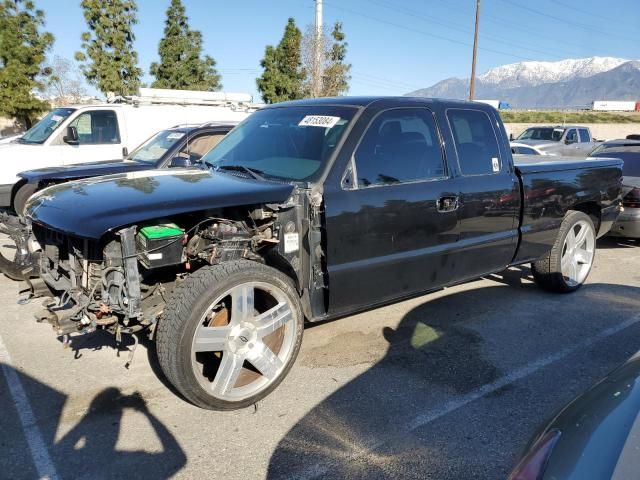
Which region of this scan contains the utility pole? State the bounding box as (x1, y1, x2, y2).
(314, 0, 323, 97)
(469, 0, 480, 100)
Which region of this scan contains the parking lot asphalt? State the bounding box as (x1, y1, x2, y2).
(1, 236, 639, 480)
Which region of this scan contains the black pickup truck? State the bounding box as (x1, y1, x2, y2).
(0, 123, 233, 280)
(23, 97, 623, 410)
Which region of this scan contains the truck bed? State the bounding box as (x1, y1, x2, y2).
(512, 155, 623, 264)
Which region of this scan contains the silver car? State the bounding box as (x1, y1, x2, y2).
(590, 140, 640, 238)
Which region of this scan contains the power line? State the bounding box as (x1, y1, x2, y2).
(497, 0, 639, 43)
(350, 73, 423, 92)
(367, 0, 576, 60)
(550, 0, 638, 32)
(428, 0, 625, 52)
(353, 71, 424, 90)
(322, 0, 536, 61)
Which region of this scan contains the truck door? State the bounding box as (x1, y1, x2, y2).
(561, 128, 580, 156)
(323, 107, 459, 314)
(578, 128, 594, 155)
(51, 110, 124, 164)
(444, 108, 520, 281)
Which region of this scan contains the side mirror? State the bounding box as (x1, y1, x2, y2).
(509, 133, 514, 141)
(63, 126, 79, 145)
(169, 155, 191, 168)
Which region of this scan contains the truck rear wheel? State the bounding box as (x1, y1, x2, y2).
(156, 260, 304, 410)
(532, 210, 596, 293)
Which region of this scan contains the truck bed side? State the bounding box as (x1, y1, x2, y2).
(512, 156, 623, 264)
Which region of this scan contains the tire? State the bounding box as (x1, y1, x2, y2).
(156, 260, 304, 410)
(532, 210, 596, 293)
(13, 183, 38, 218)
(0, 213, 38, 281)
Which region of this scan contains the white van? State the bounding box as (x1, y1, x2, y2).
(0, 88, 255, 206)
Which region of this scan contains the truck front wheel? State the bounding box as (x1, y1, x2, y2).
(532, 210, 596, 293)
(156, 260, 304, 410)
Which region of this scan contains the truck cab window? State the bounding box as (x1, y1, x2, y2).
(578, 128, 591, 143)
(566, 129, 578, 143)
(447, 109, 501, 175)
(68, 110, 120, 145)
(353, 108, 445, 187)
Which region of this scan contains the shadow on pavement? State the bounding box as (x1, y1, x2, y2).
(0, 365, 186, 480)
(597, 236, 639, 249)
(267, 274, 640, 480)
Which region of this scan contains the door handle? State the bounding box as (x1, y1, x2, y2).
(437, 196, 459, 213)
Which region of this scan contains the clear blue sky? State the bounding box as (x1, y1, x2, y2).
(37, 0, 640, 99)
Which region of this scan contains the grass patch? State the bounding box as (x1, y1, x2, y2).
(500, 111, 640, 124)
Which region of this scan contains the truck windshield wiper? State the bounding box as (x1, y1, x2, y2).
(213, 165, 267, 181)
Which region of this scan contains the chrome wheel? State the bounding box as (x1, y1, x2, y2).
(190, 281, 296, 402)
(560, 219, 595, 287)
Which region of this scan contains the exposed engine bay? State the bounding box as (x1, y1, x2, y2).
(30, 187, 326, 352)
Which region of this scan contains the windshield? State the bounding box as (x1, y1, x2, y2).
(517, 127, 564, 141)
(201, 105, 356, 181)
(129, 129, 187, 164)
(20, 108, 76, 144)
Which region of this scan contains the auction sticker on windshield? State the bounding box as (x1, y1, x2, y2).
(298, 115, 341, 128)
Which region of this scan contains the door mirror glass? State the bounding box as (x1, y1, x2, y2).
(63, 126, 79, 144)
(169, 155, 192, 168)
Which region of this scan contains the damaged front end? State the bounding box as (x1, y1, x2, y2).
(29, 191, 318, 349)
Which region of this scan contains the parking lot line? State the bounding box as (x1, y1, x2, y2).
(0, 333, 59, 480)
(295, 312, 640, 480)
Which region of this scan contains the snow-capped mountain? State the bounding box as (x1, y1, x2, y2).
(407, 57, 640, 108)
(478, 57, 628, 88)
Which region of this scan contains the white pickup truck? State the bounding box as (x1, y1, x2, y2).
(0, 89, 254, 207)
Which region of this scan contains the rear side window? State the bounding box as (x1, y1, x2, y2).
(68, 110, 120, 145)
(578, 128, 591, 143)
(447, 109, 501, 175)
(353, 108, 445, 187)
(566, 129, 578, 143)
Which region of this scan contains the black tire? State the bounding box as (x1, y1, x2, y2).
(532, 210, 596, 293)
(13, 183, 38, 218)
(0, 213, 38, 281)
(156, 260, 304, 410)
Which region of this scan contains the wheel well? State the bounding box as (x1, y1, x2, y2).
(263, 252, 301, 293)
(570, 202, 601, 231)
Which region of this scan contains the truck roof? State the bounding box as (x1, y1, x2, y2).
(526, 125, 587, 130)
(265, 96, 494, 110)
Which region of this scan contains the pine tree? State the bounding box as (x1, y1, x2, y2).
(323, 22, 351, 97)
(256, 17, 305, 104)
(150, 0, 221, 91)
(75, 0, 143, 96)
(0, 0, 54, 128)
